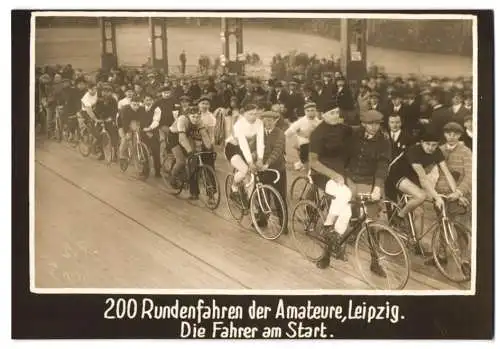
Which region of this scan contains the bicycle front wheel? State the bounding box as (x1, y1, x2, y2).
(290, 199, 326, 262)
(354, 221, 411, 290)
(196, 165, 221, 210)
(78, 128, 92, 157)
(101, 131, 113, 164)
(289, 176, 312, 203)
(224, 174, 245, 223)
(134, 142, 151, 180)
(430, 220, 471, 283)
(249, 185, 286, 240)
(54, 117, 63, 142)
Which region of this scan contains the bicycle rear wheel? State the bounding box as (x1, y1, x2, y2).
(249, 185, 286, 240)
(78, 128, 92, 157)
(224, 174, 245, 223)
(289, 176, 312, 203)
(430, 221, 471, 283)
(354, 221, 411, 290)
(290, 199, 326, 262)
(196, 165, 221, 210)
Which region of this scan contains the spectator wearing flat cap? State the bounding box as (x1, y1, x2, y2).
(461, 114, 473, 150)
(448, 90, 469, 126)
(436, 122, 472, 212)
(345, 110, 391, 210)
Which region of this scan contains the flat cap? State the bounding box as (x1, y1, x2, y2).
(197, 95, 212, 103)
(304, 102, 317, 110)
(443, 122, 464, 134)
(260, 110, 280, 119)
(360, 110, 384, 124)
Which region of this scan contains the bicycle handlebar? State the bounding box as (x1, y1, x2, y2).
(251, 168, 281, 184)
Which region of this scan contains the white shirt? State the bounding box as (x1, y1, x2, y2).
(201, 111, 216, 128)
(81, 92, 98, 111)
(285, 116, 321, 146)
(390, 129, 401, 141)
(228, 117, 264, 164)
(393, 104, 401, 113)
(144, 105, 162, 130)
(118, 97, 131, 110)
(452, 104, 462, 114)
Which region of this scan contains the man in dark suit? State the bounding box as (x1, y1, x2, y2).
(283, 81, 304, 122)
(312, 80, 334, 113)
(448, 91, 470, 125)
(428, 89, 451, 136)
(387, 114, 413, 160)
(335, 76, 356, 125)
(404, 90, 421, 137)
(387, 90, 408, 129)
(260, 110, 288, 233)
(368, 91, 388, 121)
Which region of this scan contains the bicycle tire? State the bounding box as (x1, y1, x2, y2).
(224, 174, 245, 223)
(289, 175, 312, 203)
(430, 220, 471, 283)
(196, 165, 221, 210)
(54, 117, 63, 142)
(161, 153, 176, 185)
(249, 184, 286, 240)
(101, 131, 113, 164)
(135, 142, 151, 180)
(354, 221, 411, 290)
(78, 128, 92, 157)
(290, 199, 326, 262)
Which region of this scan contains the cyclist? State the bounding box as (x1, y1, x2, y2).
(224, 105, 265, 203)
(198, 95, 217, 145)
(117, 95, 145, 170)
(284, 102, 321, 171)
(142, 93, 162, 178)
(118, 86, 135, 111)
(94, 83, 119, 160)
(386, 126, 460, 232)
(168, 105, 214, 201)
(308, 107, 353, 269)
(341, 110, 392, 276)
(78, 82, 99, 145)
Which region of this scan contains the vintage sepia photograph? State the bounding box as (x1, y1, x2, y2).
(32, 12, 476, 294)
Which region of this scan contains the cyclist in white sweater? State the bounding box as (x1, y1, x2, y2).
(285, 102, 321, 171)
(224, 105, 265, 201)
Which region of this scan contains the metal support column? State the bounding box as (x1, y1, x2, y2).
(339, 18, 367, 84)
(99, 17, 118, 71)
(149, 17, 169, 74)
(220, 17, 244, 75)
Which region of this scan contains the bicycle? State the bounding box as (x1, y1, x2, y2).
(290, 183, 411, 290)
(289, 174, 313, 203)
(169, 151, 221, 210)
(119, 123, 152, 180)
(78, 117, 115, 164)
(225, 169, 287, 240)
(383, 194, 471, 283)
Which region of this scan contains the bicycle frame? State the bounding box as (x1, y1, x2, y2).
(247, 169, 281, 212)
